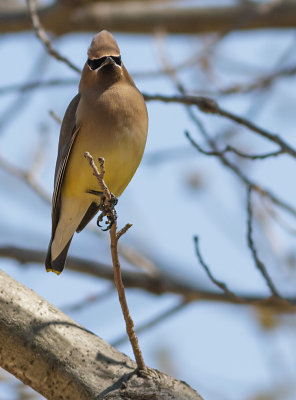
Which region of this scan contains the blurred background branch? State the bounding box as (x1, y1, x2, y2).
(1, 1, 296, 35)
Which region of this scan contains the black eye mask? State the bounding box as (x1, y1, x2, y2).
(87, 56, 122, 70)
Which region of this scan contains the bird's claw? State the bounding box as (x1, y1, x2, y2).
(96, 194, 118, 231)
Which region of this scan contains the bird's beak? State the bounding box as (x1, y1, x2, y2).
(98, 56, 116, 70)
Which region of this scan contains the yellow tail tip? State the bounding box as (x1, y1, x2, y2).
(46, 268, 62, 276)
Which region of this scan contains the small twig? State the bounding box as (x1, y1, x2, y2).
(185, 129, 296, 220)
(193, 236, 240, 301)
(185, 131, 283, 160)
(117, 223, 133, 240)
(143, 93, 296, 159)
(223, 146, 283, 160)
(217, 106, 296, 159)
(247, 186, 281, 297)
(49, 110, 62, 125)
(84, 152, 146, 371)
(26, 0, 81, 74)
(160, 58, 293, 306)
(110, 223, 146, 371)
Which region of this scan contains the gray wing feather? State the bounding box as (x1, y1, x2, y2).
(51, 93, 80, 232)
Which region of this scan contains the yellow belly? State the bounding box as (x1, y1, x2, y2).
(63, 125, 143, 199)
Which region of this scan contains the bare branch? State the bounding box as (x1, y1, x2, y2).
(185, 130, 296, 220)
(3, 2, 296, 35)
(144, 93, 296, 159)
(193, 236, 241, 302)
(1, 81, 294, 161)
(117, 223, 133, 240)
(26, 0, 80, 73)
(161, 64, 292, 307)
(246, 186, 281, 298)
(185, 131, 283, 161)
(217, 106, 296, 158)
(110, 223, 146, 371)
(1, 245, 296, 312)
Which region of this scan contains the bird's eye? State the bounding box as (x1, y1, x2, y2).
(87, 57, 107, 70)
(87, 55, 122, 70)
(111, 56, 122, 66)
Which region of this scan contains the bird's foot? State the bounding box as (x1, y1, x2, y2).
(97, 194, 118, 231)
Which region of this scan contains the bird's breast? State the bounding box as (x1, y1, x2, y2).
(63, 84, 148, 198)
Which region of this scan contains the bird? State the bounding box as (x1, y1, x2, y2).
(45, 30, 148, 275)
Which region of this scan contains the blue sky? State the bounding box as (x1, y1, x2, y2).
(1, 24, 296, 400)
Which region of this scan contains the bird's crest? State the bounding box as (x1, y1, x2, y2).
(88, 30, 120, 60)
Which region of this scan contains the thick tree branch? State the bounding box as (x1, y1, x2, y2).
(0, 269, 202, 400)
(2, 2, 296, 35)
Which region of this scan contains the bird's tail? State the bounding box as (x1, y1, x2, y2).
(45, 237, 73, 275)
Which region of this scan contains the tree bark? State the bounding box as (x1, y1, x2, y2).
(1, 2, 296, 35)
(0, 269, 203, 400)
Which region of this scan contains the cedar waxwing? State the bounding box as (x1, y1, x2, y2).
(45, 30, 148, 274)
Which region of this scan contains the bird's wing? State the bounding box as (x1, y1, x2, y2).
(52, 94, 81, 231)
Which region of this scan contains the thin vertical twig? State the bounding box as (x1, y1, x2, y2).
(110, 222, 146, 370)
(111, 299, 188, 348)
(84, 152, 146, 371)
(247, 186, 281, 298)
(193, 236, 241, 301)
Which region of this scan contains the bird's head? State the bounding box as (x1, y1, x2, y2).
(79, 30, 134, 93)
(86, 30, 122, 75)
